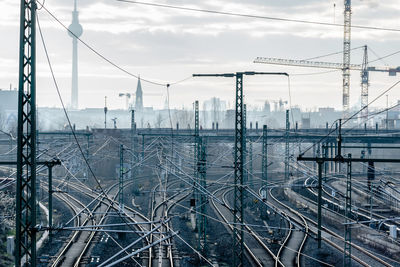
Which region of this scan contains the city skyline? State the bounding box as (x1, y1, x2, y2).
(0, 0, 399, 111)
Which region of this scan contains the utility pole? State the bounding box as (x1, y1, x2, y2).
(367, 161, 375, 221)
(197, 137, 207, 257)
(45, 160, 61, 241)
(193, 71, 288, 267)
(86, 134, 90, 181)
(16, 0, 37, 266)
(233, 72, 245, 267)
(131, 109, 136, 180)
(249, 140, 253, 188)
(194, 100, 200, 203)
(285, 110, 290, 180)
(119, 144, 124, 211)
(262, 125, 268, 201)
(243, 104, 248, 189)
(344, 153, 352, 267)
(386, 94, 389, 130)
(104, 96, 108, 129)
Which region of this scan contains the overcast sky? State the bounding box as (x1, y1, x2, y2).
(1, 0, 400, 111)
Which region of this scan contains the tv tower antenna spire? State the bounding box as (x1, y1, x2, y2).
(68, 0, 83, 109)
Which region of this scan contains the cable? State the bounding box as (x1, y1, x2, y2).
(368, 48, 400, 65)
(117, 0, 400, 33)
(291, 69, 341, 76)
(37, 15, 146, 236)
(299, 79, 400, 157)
(368, 46, 389, 66)
(302, 46, 364, 61)
(37, 2, 192, 87)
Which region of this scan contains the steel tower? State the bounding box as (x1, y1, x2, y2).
(16, 0, 37, 265)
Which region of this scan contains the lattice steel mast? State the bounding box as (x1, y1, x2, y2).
(344, 154, 352, 267)
(197, 137, 207, 257)
(261, 125, 268, 201)
(119, 144, 124, 210)
(193, 71, 288, 267)
(285, 110, 290, 180)
(16, 0, 37, 266)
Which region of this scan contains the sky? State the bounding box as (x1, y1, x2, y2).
(0, 0, 400, 111)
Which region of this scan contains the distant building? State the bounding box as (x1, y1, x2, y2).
(135, 77, 143, 111)
(0, 89, 17, 111)
(318, 107, 335, 114)
(263, 101, 271, 113)
(301, 117, 311, 129)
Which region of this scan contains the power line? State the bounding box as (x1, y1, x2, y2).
(117, 0, 400, 33)
(302, 46, 364, 61)
(37, 2, 191, 87)
(37, 14, 149, 236)
(368, 48, 400, 65)
(299, 79, 400, 157)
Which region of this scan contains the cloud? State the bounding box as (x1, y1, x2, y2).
(1, 0, 399, 110)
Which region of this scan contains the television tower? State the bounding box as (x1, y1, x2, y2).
(68, 0, 83, 109)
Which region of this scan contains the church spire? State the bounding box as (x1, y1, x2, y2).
(135, 76, 143, 111)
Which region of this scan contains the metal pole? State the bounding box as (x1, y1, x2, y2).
(249, 141, 253, 188)
(16, 0, 37, 265)
(317, 160, 323, 249)
(142, 135, 145, 168)
(386, 94, 389, 130)
(243, 104, 247, 185)
(344, 154, 352, 267)
(197, 137, 207, 257)
(285, 110, 290, 180)
(48, 165, 53, 241)
(131, 110, 135, 180)
(262, 125, 268, 201)
(233, 73, 244, 267)
(119, 145, 124, 211)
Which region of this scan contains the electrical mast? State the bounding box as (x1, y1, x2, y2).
(16, 0, 37, 265)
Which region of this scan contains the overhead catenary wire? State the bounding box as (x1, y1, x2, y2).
(37, 15, 153, 236)
(299, 79, 400, 157)
(117, 0, 400, 33)
(37, 2, 191, 88)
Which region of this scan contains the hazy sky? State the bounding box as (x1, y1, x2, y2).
(0, 0, 400, 111)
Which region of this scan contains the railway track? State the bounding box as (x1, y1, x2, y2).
(51, 183, 115, 266)
(50, 178, 152, 266)
(262, 187, 308, 267)
(210, 185, 278, 266)
(148, 176, 190, 267)
(305, 176, 400, 239)
(274, 179, 394, 267)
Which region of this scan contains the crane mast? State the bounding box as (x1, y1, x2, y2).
(361, 45, 369, 121)
(342, 0, 352, 118)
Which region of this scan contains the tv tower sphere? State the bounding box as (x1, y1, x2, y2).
(68, 0, 83, 38)
(68, 21, 83, 38)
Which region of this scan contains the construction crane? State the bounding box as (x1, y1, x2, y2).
(254, 46, 400, 121)
(343, 0, 351, 118)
